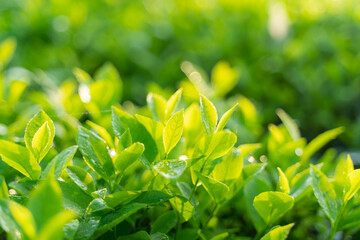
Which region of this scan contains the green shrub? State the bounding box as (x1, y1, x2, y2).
(0, 73, 358, 239)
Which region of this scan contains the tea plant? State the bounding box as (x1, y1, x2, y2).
(0, 78, 358, 240)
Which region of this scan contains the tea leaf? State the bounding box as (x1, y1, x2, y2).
(277, 168, 290, 194)
(151, 210, 177, 234)
(66, 166, 96, 194)
(195, 171, 229, 203)
(276, 109, 300, 140)
(301, 127, 344, 164)
(27, 177, 63, 232)
(154, 159, 187, 179)
(253, 191, 294, 224)
(114, 142, 145, 173)
(9, 200, 37, 239)
(344, 169, 360, 202)
(0, 175, 8, 199)
(166, 88, 182, 120)
(216, 103, 238, 132)
(0, 139, 41, 180)
(163, 109, 184, 154)
(92, 203, 146, 239)
(260, 223, 294, 240)
(200, 95, 217, 135)
(147, 93, 167, 123)
(25, 111, 55, 162)
(310, 165, 338, 223)
(77, 127, 115, 181)
(41, 145, 78, 179)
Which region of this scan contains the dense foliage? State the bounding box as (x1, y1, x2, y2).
(1, 58, 360, 239)
(0, 0, 359, 148)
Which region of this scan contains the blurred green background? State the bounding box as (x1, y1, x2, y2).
(0, 0, 359, 149)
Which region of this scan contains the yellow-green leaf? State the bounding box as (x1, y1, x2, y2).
(301, 127, 344, 164)
(260, 223, 294, 240)
(344, 169, 360, 202)
(0, 37, 16, 70)
(200, 95, 217, 135)
(9, 201, 37, 239)
(147, 93, 166, 123)
(195, 171, 229, 203)
(166, 88, 182, 120)
(0, 140, 41, 180)
(114, 142, 145, 173)
(216, 103, 238, 132)
(277, 168, 290, 194)
(276, 109, 300, 140)
(163, 109, 184, 154)
(253, 191, 294, 224)
(25, 111, 55, 162)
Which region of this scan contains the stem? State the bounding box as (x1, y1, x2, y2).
(330, 202, 347, 240)
(203, 203, 218, 228)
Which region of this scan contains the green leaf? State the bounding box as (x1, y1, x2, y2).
(9, 200, 37, 239)
(0, 139, 41, 180)
(58, 181, 93, 217)
(277, 168, 290, 194)
(25, 111, 55, 162)
(216, 103, 238, 132)
(200, 95, 217, 134)
(114, 142, 145, 173)
(163, 109, 184, 154)
(0, 199, 23, 239)
(86, 198, 113, 215)
(131, 190, 173, 205)
(204, 131, 237, 161)
(0, 37, 16, 70)
(339, 206, 360, 230)
(135, 114, 165, 155)
(169, 197, 194, 222)
(147, 93, 167, 123)
(77, 126, 115, 181)
(244, 177, 271, 231)
(105, 191, 141, 208)
(195, 171, 229, 203)
(150, 232, 169, 240)
(74, 216, 101, 240)
(309, 165, 338, 223)
(94, 62, 122, 103)
(41, 145, 78, 179)
(27, 177, 63, 233)
(86, 120, 115, 149)
(335, 154, 354, 182)
(0, 175, 8, 199)
(301, 127, 344, 164)
(112, 106, 158, 166)
(91, 203, 146, 239)
(344, 169, 360, 202)
(66, 166, 96, 195)
(153, 159, 187, 179)
(38, 210, 74, 240)
(118, 129, 132, 150)
(260, 223, 294, 240)
(210, 232, 229, 240)
(276, 109, 300, 140)
(165, 88, 183, 120)
(253, 191, 294, 224)
(151, 210, 177, 234)
(213, 148, 243, 183)
(117, 231, 151, 240)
